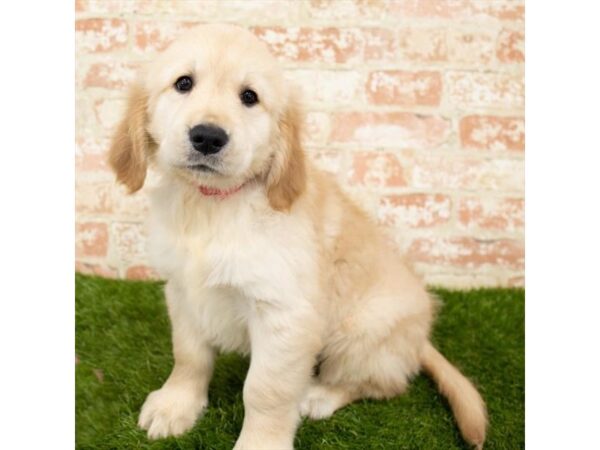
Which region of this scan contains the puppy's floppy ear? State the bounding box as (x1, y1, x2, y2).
(108, 84, 153, 193)
(266, 96, 307, 211)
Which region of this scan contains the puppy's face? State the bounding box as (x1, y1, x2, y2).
(109, 24, 305, 209)
(146, 25, 287, 189)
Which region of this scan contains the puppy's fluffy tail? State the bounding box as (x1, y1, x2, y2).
(420, 341, 487, 449)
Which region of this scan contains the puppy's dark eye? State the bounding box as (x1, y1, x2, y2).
(174, 76, 193, 93)
(240, 89, 259, 106)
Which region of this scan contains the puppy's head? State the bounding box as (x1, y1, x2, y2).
(108, 24, 305, 211)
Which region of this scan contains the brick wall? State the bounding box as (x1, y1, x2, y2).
(75, 0, 525, 288)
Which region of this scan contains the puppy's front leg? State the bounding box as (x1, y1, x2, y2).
(234, 301, 322, 450)
(139, 280, 215, 439)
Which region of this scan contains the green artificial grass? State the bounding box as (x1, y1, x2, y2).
(76, 274, 524, 449)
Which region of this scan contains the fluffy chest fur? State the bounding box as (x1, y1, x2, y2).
(147, 180, 318, 353)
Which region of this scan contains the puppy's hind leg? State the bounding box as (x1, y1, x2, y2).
(300, 307, 428, 421)
(299, 382, 358, 420)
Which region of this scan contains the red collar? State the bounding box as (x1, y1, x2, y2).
(197, 182, 245, 199)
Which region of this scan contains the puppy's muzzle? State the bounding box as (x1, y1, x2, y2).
(189, 124, 229, 155)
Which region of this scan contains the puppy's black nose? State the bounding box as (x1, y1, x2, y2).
(189, 124, 229, 155)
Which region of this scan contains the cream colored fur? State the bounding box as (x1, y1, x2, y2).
(108, 24, 487, 450)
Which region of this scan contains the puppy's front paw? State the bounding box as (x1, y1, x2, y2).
(138, 384, 207, 440)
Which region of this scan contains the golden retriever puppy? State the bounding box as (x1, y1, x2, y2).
(108, 24, 487, 450)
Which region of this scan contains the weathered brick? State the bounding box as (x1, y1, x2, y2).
(203, 0, 303, 22)
(93, 98, 126, 131)
(126, 265, 160, 280)
(132, 0, 201, 15)
(75, 135, 114, 182)
(390, 0, 524, 21)
(397, 27, 447, 63)
(73, 1, 525, 288)
(132, 0, 302, 22)
(349, 152, 407, 188)
(508, 275, 525, 287)
(75, 0, 137, 14)
(112, 186, 150, 218)
(389, 0, 472, 19)
(408, 237, 524, 269)
(407, 152, 524, 191)
(367, 71, 442, 106)
(362, 27, 397, 62)
(134, 21, 198, 53)
(75, 261, 118, 278)
(445, 71, 524, 110)
(75, 96, 96, 138)
(305, 0, 389, 21)
(75, 182, 113, 215)
(422, 273, 500, 289)
(497, 28, 525, 63)
(75, 19, 128, 53)
(308, 148, 345, 177)
(75, 154, 112, 182)
(458, 197, 524, 231)
(460, 115, 524, 151)
(304, 112, 331, 146)
(285, 70, 362, 105)
(75, 135, 110, 156)
(76, 222, 109, 258)
(379, 194, 451, 228)
(446, 28, 496, 65)
(111, 222, 148, 264)
(252, 27, 363, 64)
(472, 0, 524, 21)
(132, 0, 211, 16)
(82, 62, 139, 90)
(396, 26, 496, 66)
(330, 112, 451, 148)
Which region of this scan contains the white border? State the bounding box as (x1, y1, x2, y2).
(527, 2, 600, 448)
(0, 2, 74, 447)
